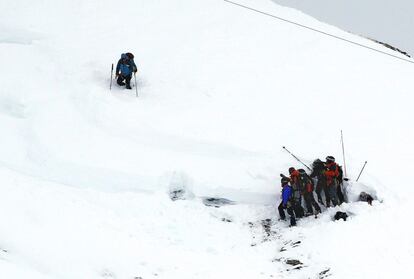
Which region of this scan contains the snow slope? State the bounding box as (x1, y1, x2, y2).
(1, 0, 414, 278)
(272, 0, 414, 56)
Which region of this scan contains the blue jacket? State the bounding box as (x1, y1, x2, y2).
(282, 185, 293, 206)
(116, 53, 137, 76)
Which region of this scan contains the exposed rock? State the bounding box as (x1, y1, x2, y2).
(285, 259, 303, 266)
(318, 268, 331, 278)
(371, 39, 411, 57)
(202, 197, 235, 208)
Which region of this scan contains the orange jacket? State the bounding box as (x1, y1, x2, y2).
(290, 170, 300, 186)
(324, 162, 339, 186)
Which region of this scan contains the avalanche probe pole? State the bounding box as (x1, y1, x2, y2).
(356, 161, 367, 182)
(134, 72, 138, 97)
(110, 63, 114, 90)
(341, 130, 347, 177)
(282, 146, 312, 171)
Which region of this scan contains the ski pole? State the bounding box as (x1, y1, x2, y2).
(110, 63, 114, 90)
(341, 130, 347, 177)
(282, 146, 311, 171)
(134, 72, 138, 97)
(356, 161, 367, 182)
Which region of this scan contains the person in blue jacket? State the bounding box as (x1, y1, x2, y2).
(115, 52, 137, 89)
(278, 177, 297, 226)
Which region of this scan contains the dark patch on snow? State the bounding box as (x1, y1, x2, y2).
(260, 218, 280, 242)
(202, 197, 235, 208)
(290, 266, 303, 270)
(261, 219, 272, 236)
(169, 189, 186, 201)
(286, 259, 303, 266)
(100, 269, 116, 278)
(280, 240, 302, 252)
(285, 259, 305, 270)
(318, 268, 331, 278)
(247, 218, 281, 244)
(221, 218, 232, 222)
(168, 171, 193, 201)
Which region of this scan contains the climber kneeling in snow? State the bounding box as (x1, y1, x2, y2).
(115, 52, 137, 89)
(278, 177, 296, 226)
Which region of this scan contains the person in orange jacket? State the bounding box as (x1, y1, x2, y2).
(324, 156, 339, 207)
(288, 167, 305, 218)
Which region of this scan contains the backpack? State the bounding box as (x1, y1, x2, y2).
(298, 170, 313, 193)
(337, 165, 343, 185)
(311, 159, 325, 179)
(334, 211, 348, 221)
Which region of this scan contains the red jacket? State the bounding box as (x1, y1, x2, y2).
(324, 162, 339, 186)
(304, 180, 314, 193)
(290, 170, 300, 186)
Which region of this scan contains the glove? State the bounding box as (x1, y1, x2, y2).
(115, 72, 119, 77)
(134, 68, 138, 73)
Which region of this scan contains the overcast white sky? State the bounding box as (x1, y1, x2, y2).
(272, 0, 414, 56)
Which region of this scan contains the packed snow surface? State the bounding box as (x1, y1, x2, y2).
(1, 0, 414, 278)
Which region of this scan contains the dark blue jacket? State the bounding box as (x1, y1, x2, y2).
(282, 185, 293, 206)
(116, 53, 137, 76)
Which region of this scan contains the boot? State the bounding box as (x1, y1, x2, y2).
(290, 216, 297, 226)
(117, 76, 126, 86)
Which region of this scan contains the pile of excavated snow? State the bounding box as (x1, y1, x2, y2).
(1, 0, 413, 278)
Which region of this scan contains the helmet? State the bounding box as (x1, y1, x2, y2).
(326, 156, 335, 163)
(281, 177, 290, 184)
(126, 52, 134, 59)
(298, 169, 306, 175)
(312, 159, 323, 166)
(312, 159, 324, 170)
(288, 167, 295, 174)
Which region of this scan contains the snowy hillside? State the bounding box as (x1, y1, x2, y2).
(272, 0, 414, 56)
(1, 0, 414, 278)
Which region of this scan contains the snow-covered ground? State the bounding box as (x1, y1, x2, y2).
(1, 0, 414, 278)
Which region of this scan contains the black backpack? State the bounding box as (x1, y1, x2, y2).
(298, 169, 313, 192)
(337, 165, 343, 185)
(334, 211, 348, 221)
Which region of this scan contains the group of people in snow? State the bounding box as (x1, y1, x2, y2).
(113, 53, 374, 227)
(278, 156, 347, 227)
